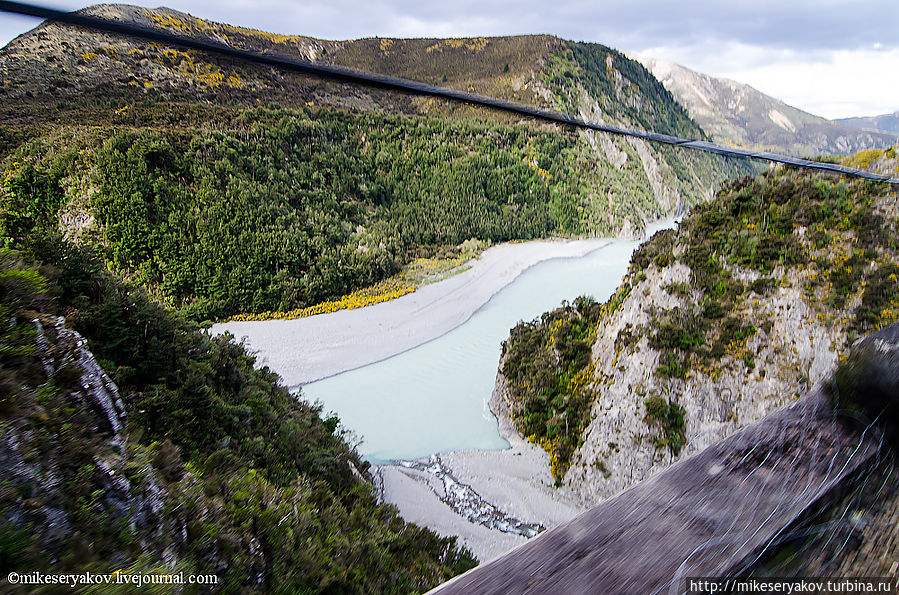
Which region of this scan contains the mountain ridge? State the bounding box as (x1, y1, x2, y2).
(635, 55, 898, 156)
(0, 5, 687, 136)
(0, 3, 747, 321)
(837, 110, 899, 135)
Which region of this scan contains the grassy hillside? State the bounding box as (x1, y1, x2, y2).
(0, 4, 750, 321)
(0, 238, 475, 592)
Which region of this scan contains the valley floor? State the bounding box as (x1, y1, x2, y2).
(212, 237, 612, 385)
(212, 236, 613, 561)
(374, 390, 586, 562)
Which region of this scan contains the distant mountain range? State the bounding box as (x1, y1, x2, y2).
(837, 111, 899, 135)
(635, 56, 898, 156)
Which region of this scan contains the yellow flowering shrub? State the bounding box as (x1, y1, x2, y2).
(228, 277, 415, 322)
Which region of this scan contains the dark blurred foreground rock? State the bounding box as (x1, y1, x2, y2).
(430, 324, 899, 594)
(831, 323, 899, 441)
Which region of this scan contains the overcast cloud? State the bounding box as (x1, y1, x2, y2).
(1, 0, 897, 119)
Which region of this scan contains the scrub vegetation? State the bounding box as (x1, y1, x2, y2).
(502, 294, 607, 482)
(626, 168, 897, 381)
(0, 239, 476, 592)
(501, 164, 898, 475)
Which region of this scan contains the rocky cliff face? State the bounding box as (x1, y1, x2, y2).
(492, 260, 845, 504)
(563, 262, 843, 502)
(2, 314, 179, 570)
(496, 165, 899, 504)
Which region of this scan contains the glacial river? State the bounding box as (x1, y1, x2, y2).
(302, 224, 671, 463)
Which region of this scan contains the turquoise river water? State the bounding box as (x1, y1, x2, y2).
(302, 225, 670, 463)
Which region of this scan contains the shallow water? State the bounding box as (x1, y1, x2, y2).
(302, 227, 669, 463)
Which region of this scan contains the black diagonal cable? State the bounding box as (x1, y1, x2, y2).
(1, 0, 898, 184)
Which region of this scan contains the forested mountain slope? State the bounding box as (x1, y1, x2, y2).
(0, 239, 476, 592)
(0, 4, 748, 321)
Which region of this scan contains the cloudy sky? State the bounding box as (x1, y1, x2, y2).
(1, 0, 897, 119)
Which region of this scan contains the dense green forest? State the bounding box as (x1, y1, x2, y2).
(0, 236, 475, 592)
(3, 106, 564, 320)
(0, 102, 742, 321)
